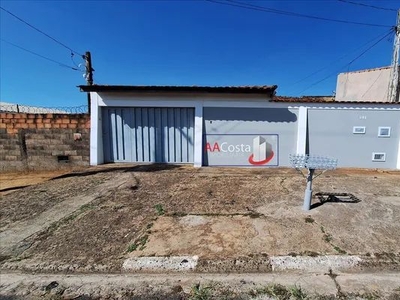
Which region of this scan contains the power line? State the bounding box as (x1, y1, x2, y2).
(298, 29, 394, 94)
(206, 0, 393, 28)
(228, 0, 394, 28)
(1, 38, 80, 71)
(0, 6, 83, 56)
(337, 0, 397, 12)
(289, 28, 394, 88)
(347, 30, 393, 65)
(361, 69, 384, 97)
(71, 53, 85, 71)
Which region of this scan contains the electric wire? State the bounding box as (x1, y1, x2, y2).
(289, 28, 394, 88)
(225, 0, 393, 27)
(1, 38, 80, 71)
(71, 54, 80, 68)
(337, 0, 397, 12)
(0, 6, 83, 56)
(361, 69, 384, 97)
(298, 29, 394, 94)
(71, 53, 85, 71)
(206, 0, 393, 28)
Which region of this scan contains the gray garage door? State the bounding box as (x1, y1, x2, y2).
(103, 107, 194, 163)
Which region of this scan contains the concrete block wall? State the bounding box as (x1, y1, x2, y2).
(0, 113, 90, 172)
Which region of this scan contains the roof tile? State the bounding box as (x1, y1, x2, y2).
(79, 85, 278, 94)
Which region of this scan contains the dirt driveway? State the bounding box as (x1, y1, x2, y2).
(0, 164, 399, 275)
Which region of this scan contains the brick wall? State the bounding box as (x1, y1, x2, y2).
(0, 113, 90, 172)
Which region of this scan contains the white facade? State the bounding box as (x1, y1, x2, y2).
(89, 90, 400, 170)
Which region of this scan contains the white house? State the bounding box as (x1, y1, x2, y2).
(80, 85, 400, 170)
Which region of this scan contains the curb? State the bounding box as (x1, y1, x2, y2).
(122, 255, 363, 273)
(2, 253, 399, 274)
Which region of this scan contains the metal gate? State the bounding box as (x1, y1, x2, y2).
(102, 107, 195, 163)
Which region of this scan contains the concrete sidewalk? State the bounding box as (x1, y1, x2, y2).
(1, 271, 399, 299)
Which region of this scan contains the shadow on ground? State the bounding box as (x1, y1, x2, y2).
(0, 185, 30, 193)
(311, 192, 361, 209)
(50, 163, 183, 180)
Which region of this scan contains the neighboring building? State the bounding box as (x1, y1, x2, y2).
(80, 85, 400, 170)
(335, 66, 399, 102)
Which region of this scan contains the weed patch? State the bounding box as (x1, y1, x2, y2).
(319, 225, 347, 255)
(305, 216, 315, 223)
(289, 285, 308, 300)
(320, 226, 332, 243)
(251, 283, 309, 300)
(190, 283, 212, 300)
(127, 234, 149, 252)
(127, 243, 138, 252)
(333, 245, 347, 254)
(126, 220, 155, 253)
(361, 291, 380, 300)
(323, 233, 333, 243)
(154, 204, 165, 216)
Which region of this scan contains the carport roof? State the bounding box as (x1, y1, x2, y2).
(78, 85, 278, 95)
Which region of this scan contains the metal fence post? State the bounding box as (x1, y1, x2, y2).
(289, 154, 338, 211)
(303, 168, 315, 211)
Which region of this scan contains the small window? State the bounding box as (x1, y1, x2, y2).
(378, 127, 391, 137)
(353, 126, 366, 134)
(372, 152, 386, 162)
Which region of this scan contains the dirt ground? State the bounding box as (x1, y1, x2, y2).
(0, 165, 400, 271)
(0, 164, 400, 276)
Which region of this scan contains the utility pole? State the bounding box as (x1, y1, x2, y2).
(84, 51, 94, 86)
(84, 51, 94, 113)
(387, 10, 400, 103)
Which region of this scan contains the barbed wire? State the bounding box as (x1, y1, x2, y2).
(0, 103, 88, 114)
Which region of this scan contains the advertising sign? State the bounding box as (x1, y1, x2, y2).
(205, 134, 279, 166)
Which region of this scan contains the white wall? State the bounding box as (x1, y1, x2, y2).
(90, 91, 400, 169)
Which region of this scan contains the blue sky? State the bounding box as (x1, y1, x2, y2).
(0, 0, 398, 107)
